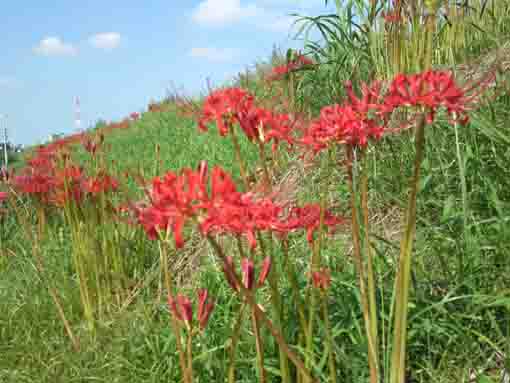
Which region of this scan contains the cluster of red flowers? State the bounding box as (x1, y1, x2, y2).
(134, 162, 344, 249)
(168, 289, 215, 330)
(198, 87, 297, 150)
(300, 70, 473, 151)
(383, 70, 471, 125)
(13, 142, 118, 207)
(268, 53, 315, 81)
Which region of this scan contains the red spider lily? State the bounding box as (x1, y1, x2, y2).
(13, 173, 56, 203)
(167, 289, 215, 330)
(135, 167, 209, 246)
(0, 191, 8, 203)
(222, 256, 272, 292)
(198, 88, 254, 135)
(50, 165, 86, 206)
(300, 81, 389, 151)
(382, 10, 402, 24)
(268, 54, 315, 81)
(82, 137, 102, 156)
(197, 289, 215, 329)
(82, 172, 119, 195)
(301, 104, 386, 150)
(312, 268, 332, 291)
(283, 204, 346, 244)
(198, 168, 285, 250)
(199, 193, 286, 249)
(383, 70, 471, 125)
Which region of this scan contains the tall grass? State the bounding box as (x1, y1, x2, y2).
(1, 1, 509, 382)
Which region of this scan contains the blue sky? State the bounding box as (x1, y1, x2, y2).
(0, 0, 333, 145)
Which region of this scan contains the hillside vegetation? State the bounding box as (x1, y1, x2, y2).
(1, 1, 510, 382)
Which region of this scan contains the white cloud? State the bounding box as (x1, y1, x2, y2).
(33, 37, 78, 56)
(256, 0, 323, 8)
(192, 0, 260, 26)
(189, 47, 237, 62)
(262, 14, 297, 32)
(88, 32, 121, 50)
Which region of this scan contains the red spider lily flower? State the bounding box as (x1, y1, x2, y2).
(197, 289, 215, 330)
(135, 167, 208, 246)
(13, 173, 56, 201)
(199, 88, 254, 135)
(312, 268, 332, 291)
(284, 204, 346, 244)
(168, 295, 182, 321)
(241, 258, 255, 289)
(222, 256, 239, 291)
(82, 137, 101, 156)
(168, 290, 215, 330)
(268, 54, 314, 81)
(257, 256, 272, 287)
(200, 195, 285, 249)
(382, 10, 402, 24)
(177, 295, 193, 323)
(0, 191, 8, 203)
(301, 103, 386, 151)
(83, 172, 119, 195)
(383, 70, 471, 125)
(223, 256, 272, 292)
(300, 81, 389, 151)
(197, 160, 208, 184)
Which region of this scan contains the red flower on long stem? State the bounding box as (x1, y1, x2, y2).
(383, 70, 472, 125)
(167, 289, 215, 330)
(283, 204, 346, 244)
(223, 256, 272, 292)
(312, 268, 332, 291)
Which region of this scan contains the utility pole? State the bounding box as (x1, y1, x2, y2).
(0, 114, 7, 168)
(74, 96, 81, 132)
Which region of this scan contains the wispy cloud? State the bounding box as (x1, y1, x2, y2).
(191, 0, 260, 26)
(88, 32, 121, 50)
(191, 0, 315, 32)
(189, 47, 238, 62)
(33, 36, 78, 56)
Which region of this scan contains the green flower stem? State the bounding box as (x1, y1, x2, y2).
(229, 124, 249, 190)
(258, 142, 271, 191)
(453, 111, 470, 282)
(187, 332, 194, 383)
(391, 2, 436, 381)
(360, 150, 379, 373)
(252, 304, 267, 383)
(283, 241, 309, 340)
(345, 145, 379, 383)
(321, 295, 337, 383)
(228, 304, 247, 383)
(206, 235, 317, 383)
(159, 241, 189, 383)
(257, 232, 290, 383)
(389, 115, 426, 383)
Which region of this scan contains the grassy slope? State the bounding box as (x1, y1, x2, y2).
(1, 36, 510, 383)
